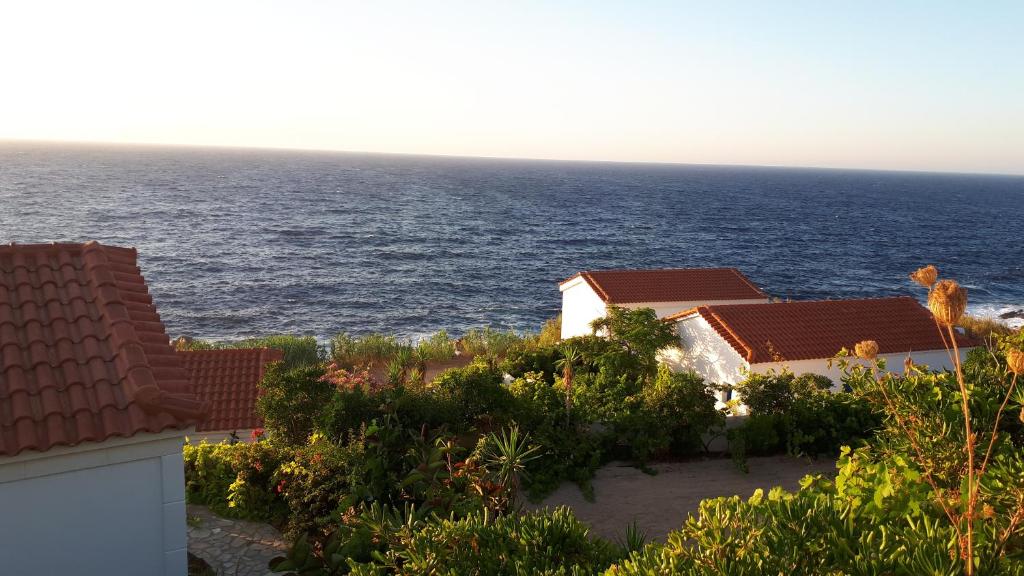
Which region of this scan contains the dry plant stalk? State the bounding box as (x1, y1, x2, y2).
(873, 266, 1024, 575)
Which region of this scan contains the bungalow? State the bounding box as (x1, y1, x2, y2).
(0, 242, 206, 576)
(179, 347, 283, 443)
(660, 296, 978, 408)
(559, 268, 769, 339)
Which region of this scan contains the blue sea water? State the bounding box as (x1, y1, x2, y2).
(1, 141, 1022, 341)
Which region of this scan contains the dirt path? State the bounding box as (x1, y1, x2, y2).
(528, 455, 836, 541)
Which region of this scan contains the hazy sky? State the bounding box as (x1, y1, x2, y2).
(2, 1, 1022, 174)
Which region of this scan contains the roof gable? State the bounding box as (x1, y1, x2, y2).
(179, 348, 283, 432)
(0, 242, 206, 456)
(675, 296, 978, 364)
(562, 268, 766, 304)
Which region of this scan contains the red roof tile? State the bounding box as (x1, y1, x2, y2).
(179, 348, 283, 432)
(562, 268, 767, 304)
(0, 242, 206, 456)
(669, 296, 978, 364)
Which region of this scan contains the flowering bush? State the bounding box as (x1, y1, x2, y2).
(183, 439, 288, 523)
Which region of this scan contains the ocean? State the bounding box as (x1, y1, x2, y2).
(1, 141, 1022, 341)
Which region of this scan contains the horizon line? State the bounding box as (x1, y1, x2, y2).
(3, 136, 1024, 179)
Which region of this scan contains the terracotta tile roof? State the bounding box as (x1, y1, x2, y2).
(0, 242, 206, 457)
(562, 268, 767, 304)
(179, 348, 283, 432)
(668, 296, 979, 364)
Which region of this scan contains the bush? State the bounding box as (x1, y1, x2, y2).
(176, 335, 322, 371)
(273, 506, 622, 576)
(459, 327, 525, 359)
(274, 432, 368, 537)
(734, 370, 832, 415)
(729, 392, 880, 460)
(429, 362, 513, 426)
(638, 367, 722, 456)
(415, 330, 457, 362)
(183, 439, 288, 523)
(331, 333, 411, 369)
(258, 364, 337, 445)
(609, 443, 1024, 575)
(589, 305, 678, 373)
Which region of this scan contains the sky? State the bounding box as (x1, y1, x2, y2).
(1, 1, 1022, 174)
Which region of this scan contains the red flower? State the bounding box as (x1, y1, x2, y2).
(251, 428, 265, 440)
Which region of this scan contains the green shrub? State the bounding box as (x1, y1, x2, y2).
(257, 364, 337, 445)
(415, 330, 457, 362)
(429, 362, 514, 426)
(176, 335, 322, 371)
(459, 327, 525, 359)
(640, 367, 722, 456)
(589, 305, 678, 374)
(609, 444, 1024, 575)
(274, 506, 622, 576)
(331, 333, 412, 369)
(183, 439, 288, 523)
(275, 432, 368, 537)
(734, 370, 832, 415)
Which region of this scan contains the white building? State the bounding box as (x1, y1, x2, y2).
(0, 242, 207, 576)
(660, 296, 978, 409)
(559, 268, 769, 339)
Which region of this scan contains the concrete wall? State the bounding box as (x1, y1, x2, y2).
(0, 430, 190, 576)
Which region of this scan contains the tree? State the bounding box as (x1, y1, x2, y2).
(589, 305, 678, 370)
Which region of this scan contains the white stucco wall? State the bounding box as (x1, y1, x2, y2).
(0, 430, 190, 576)
(559, 276, 768, 339)
(661, 315, 975, 411)
(560, 278, 607, 339)
(660, 314, 749, 404)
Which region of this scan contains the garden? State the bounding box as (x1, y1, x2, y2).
(182, 268, 1024, 575)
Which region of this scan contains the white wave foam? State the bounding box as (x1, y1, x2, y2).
(966, 303, 1024, 329)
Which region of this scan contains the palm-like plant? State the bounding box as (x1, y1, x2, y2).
(480, 425, 541, 511)
(555, 345, 582, 425)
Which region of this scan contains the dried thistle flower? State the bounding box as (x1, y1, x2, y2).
(910, 265, 938, 288)
(928, 279, 967, 326)
(855, 340, 879, 361)
(1007, 349, 1024, 375)
(904, 356, 915, 373)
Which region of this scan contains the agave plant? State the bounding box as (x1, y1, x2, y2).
(479, 425, 542, 511)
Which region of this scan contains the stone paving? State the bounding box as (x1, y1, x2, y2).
(187, 505, 288, 576)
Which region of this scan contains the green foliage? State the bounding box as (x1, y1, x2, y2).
(460, 326, 525, 359)
(734, 370, 832, 415)
(415, 330, 457, 362)
(183, 439, 288, 523)
(257, 364, 337, 445)
(274, 431, 369, 536)
(621, 367, 723, 461)
(429, 362, 514, 425)
(331, 332, 412, 369)
(729, 370, 880, 461)
(589, 305, 678, 372)
(176, 334, 322, 371)
(610, 445, 1024, 575)
(273, 506, 622, 576)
